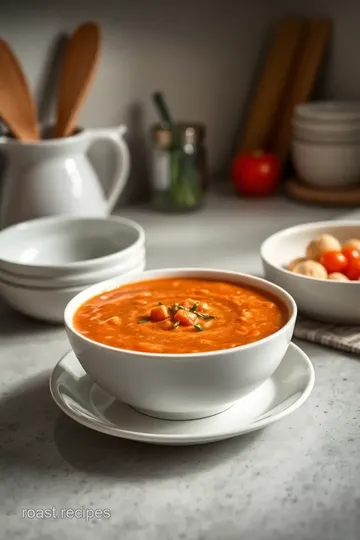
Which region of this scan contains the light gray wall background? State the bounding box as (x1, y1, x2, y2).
(1, 0, 360, 203)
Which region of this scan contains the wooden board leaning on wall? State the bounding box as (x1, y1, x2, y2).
(239, 16, 332, 171)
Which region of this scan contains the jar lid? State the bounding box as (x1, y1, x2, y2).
(152, 122, 205, 147)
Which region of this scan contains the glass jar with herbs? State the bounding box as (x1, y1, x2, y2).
(150, 122, 207, 212)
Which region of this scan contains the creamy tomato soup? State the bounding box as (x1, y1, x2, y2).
(73, 278, 288, 354)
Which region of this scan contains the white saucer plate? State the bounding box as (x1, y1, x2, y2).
(49, 343, 315, 446)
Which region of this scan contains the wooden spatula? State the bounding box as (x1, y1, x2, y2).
(239, 17, 307, 153)
(270, 18, 332, 165)
(0, 38, 39, 141)
(53, 22, 101, 138)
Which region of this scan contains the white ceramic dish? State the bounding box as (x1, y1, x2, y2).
(292, 139, 360, 188)
(292, 119, 360, 144)
(50, 344, 314, 445)
(261, 221, 360, 324)
(294, 101, 360, 123)
(0, 260, 146, 323)
(0, 248, 146, 289)
(64, 268, 297, 421)
(0, 215, 145, 278)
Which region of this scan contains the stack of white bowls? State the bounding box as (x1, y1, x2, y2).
(0, 216, 146, 323)
(292, 101, 360, 188)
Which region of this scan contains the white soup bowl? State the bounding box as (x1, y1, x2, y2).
(0, 215, 145, 278)
(292, 139, 360, 188)
(64, 268, 297, 421)
(294, 102, 360, 123)
(0, 248, 146, 289)
(0, 259, 146, 323)
(292, 119, 360, 144)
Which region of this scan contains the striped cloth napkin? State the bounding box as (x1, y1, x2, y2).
(294, 314, 360, 355)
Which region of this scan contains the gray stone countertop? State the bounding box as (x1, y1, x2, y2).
(1, 191, 360, 540)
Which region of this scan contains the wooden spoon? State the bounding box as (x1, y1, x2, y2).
(53, 22, 101, 138)
(0, 39, 39, 141)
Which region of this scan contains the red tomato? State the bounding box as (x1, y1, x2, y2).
(342, 246, 360, 264)
(231, 150, 281, 197)
(320, 251, 348, 273)
(346, 258, 360, 280)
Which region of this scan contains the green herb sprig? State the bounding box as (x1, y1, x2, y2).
(196, 312, 215, 320)
(138, 300, 215, 330)
(138, 316, 150, 324)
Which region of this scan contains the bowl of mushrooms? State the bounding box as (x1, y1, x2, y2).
(261, 221, 360, 324)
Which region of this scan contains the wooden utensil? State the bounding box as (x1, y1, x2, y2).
(239, 17, 307, 153)
(53, 22, 101, 138)
(285, 177, 360, 206)
(0, 38, 39, 141)
(270, 18, 332, 165)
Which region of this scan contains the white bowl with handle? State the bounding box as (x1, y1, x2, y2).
(64, 268, 297, 421)
(261, 221, 360, 324)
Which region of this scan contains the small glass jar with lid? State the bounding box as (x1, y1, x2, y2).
(149, 122, 207, 212)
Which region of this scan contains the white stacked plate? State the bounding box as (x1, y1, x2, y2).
(291, 101, 360, 188)
(0, 216, 146, 322)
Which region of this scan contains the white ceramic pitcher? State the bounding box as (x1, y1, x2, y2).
(0, 125, 130, 229)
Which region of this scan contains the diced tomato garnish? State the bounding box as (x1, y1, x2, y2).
(150, 304, 169, 322)
(182, 298, 197, 309)
(181, 299, 209, 312)
(158, 319, 174, 330)
(197, 301, 209, 313)
(174, 309, 197, 326)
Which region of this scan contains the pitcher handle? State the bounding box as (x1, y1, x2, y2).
(86, 125, 130, 213)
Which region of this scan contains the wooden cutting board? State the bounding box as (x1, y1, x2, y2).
(239, 16, 307, 153)
(285, 177, 360, 206)
(270, 18, 332, 165)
